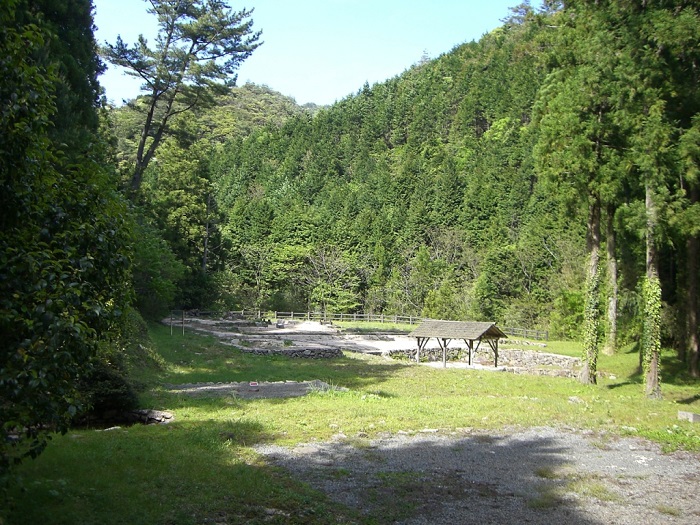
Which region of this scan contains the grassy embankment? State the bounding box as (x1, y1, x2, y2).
(6, 323, 700, 524)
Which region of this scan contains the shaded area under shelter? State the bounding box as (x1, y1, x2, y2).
(409, 320, 507, 368)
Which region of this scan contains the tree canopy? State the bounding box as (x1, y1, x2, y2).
(108, 0, 700, 384)
(102, 0, 261, 192)
(1, 0, 132, 470)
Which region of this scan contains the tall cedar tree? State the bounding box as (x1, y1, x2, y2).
(534, 5, 626, 384)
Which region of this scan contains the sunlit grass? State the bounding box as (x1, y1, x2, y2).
(6, 323, 700, 524)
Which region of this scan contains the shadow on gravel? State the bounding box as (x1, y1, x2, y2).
(258, 431, 602, 525)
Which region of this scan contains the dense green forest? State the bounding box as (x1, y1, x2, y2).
(2, 0, 699, 484)
(116, 1, 699, 379)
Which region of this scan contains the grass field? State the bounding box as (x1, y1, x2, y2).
(5, 324, 700, 524)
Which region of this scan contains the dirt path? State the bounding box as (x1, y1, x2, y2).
(255, 428, 700, 524)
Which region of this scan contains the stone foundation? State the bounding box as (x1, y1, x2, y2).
(387, 346, 580, 378)
(237, 346, 343, 359)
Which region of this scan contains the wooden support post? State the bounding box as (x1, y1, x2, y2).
(416, 337, 428, 363)
(437, 338, 450, 368)
(486, 339, 499, 367)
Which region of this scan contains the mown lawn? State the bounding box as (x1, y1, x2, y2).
(5, 324, 700, 524)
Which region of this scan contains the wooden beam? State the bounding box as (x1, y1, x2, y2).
(464, 339, 473, 365)
(416, 337, 429, 363)
(436, 337, 451, 368)
(486, 339, 499, 367)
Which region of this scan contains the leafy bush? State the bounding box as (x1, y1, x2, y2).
(550, 290, 584, 340)
(131, 217, 186, 319)
(78, 359, 138, 415)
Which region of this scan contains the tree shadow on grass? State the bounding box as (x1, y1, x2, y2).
(677, 394, 700, 405)
(6, 418, 358, 525)
(255, 430, 608, 524)
(159, 351, 409, 392)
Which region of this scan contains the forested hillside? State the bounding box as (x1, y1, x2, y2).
(113, 2, 699, 384)
(2, 0, 699, 489)
(210, 17, 573, 329)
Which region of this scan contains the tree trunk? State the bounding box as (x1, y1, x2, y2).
(131, 161, 146, 193)
(202, 192, 211, 274)
(644, 183, 662, 399)
(580, 197, 601, 385)
(604, 205, 618, 355)
(688, 185, 699, 377)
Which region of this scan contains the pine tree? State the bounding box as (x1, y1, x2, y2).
(102, 0, 261, 192)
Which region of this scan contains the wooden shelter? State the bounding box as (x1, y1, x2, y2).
(409, 320, 507, 368)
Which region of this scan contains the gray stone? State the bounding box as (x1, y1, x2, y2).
(677, 411, 700, 423)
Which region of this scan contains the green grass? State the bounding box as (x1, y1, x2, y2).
(531, 468, 622, 509)
(5, 323, 700, 524)
(655, 504, 682, 517)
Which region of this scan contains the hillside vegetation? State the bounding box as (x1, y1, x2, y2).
(119, 1, 699, 378)
(3, 0, 699, 495)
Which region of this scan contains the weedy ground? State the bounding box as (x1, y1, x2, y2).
(5, 323, 700, 524)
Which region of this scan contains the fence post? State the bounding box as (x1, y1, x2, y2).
(181, 310, 185, 335)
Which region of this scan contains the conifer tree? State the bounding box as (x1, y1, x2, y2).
(102, 0, 261, 192)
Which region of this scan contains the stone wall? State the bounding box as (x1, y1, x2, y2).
(238, 346, 343, 359)
(386, 346, 580, 378)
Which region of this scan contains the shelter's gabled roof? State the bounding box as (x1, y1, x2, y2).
(409, 320, 506, 340)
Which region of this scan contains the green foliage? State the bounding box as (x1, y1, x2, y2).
(77, 357, 138, 415)
(472, 245, 523, 322)
(131, 217, 186, 319)
(550, 291, 584, 340)
(422, 274, 468, 321)
(102, 0, 262, 191)
(642, 276, 662, 390)
(0, 0, 132, 474)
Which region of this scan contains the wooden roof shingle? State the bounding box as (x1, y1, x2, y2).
(409, 320, 506, 340)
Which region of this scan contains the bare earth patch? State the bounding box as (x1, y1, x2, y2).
(166, 379, 338, 399)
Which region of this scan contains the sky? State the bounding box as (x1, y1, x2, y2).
(93, 0, 536, 107)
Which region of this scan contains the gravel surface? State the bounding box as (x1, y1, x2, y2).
(165, 380, 335, 399)
(254, 427, 700, 524)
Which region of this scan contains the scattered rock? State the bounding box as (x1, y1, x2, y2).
(678, 411, 700, 423)
(237, 346, 343, 359)
(125, 409, 174, 425)
(165, 380, 339, 399)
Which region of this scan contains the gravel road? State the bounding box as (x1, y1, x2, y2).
(254, 427, 700, 524)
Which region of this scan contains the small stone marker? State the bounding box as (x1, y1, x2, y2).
(677, 411, 700, 423)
